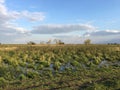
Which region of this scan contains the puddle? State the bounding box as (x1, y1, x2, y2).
(20, 60, 120, 75)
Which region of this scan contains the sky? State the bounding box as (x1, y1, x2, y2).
(0, 0, 120, 44)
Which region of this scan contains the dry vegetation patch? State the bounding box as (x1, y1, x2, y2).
(0, 47, 17, 51)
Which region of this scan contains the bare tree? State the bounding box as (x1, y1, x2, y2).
(53, 39, 58, 44)
(46, 39, 51, 44)
(40, 41, 45, 44)
(54, 39, 64, 45)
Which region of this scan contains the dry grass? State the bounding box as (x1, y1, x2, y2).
(109, 47, 120, 51)
(0, 47, 17, 51)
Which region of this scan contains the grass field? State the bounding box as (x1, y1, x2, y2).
(0, 44, 120, 90)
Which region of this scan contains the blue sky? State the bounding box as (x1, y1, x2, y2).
(0, 0, 120, 44)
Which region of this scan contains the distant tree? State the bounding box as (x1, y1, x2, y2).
(114, 43, 117, 45)
(27, 41, 36, 45)
(53, 39, 58, 44)
(46, 39, 51, 44)
(108, 43, 118, 45)
(40, 41, 45, 44)
(58, 40, 64, 44)
(84, 39, 91, 45)
(54, 39, 64, 45)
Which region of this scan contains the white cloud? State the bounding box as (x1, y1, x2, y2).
(106, 30, 120, 33)
(84, 30, 120, 37)
(21, 11, 45, 22)
(0, 1, 28, 36)
(31, 24, 96, 34)
(0, 0, 45, 43)
(0, 0, 4, 3)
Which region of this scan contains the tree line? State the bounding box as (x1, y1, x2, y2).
(27, 39, 92, 45)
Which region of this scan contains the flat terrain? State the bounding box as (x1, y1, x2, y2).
(0, 44, 120, 90)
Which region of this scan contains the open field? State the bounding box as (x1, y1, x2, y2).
(0, 44, 120, 90)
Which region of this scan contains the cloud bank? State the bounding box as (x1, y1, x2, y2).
(84, 30, 120, 37)
(31, 24, 96, 34)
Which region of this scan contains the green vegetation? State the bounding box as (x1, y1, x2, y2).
(84, 39, 91, 45)
(0, 44, 120, 90)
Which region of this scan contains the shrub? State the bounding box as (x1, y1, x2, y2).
(19, 74, 26, 81)
(0, 77, 7, 87)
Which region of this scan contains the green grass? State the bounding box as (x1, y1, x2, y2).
(0, 44, 120, 90)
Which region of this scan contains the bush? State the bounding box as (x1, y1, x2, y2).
(0, 77, 7, 87)
(27, 41, 36, 45)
